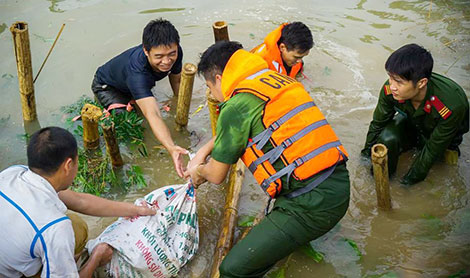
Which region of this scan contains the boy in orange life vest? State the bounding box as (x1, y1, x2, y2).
(251, 22, 313, 79)
(185, 41, 349, 277)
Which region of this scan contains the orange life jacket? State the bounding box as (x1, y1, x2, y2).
(251, 23, 303, 79)
(222, 50, 347, 198)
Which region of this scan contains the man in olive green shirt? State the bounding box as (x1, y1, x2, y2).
(362, 44, 469, 185)
(185, 41, 350, 278)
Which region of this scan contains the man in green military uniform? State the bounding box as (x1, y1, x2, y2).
(362, 43, 469, 185)
(185, 41, 350, 277)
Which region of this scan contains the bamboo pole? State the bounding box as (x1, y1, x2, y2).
(101, 122, 123, 167)
(175, 63, 197, 130)
(210, 160, 245, 278)
(212, 21, 229, 42)
(81, 104, 102, 150)
(10, 21, 36, 121)
(208, 21, 247, 278)
(371, 143, 392, 210)
(34, 23, 65, 83)
(206, 89, 219, 136)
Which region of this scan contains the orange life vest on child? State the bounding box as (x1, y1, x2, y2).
(221, 50, 347, 198)
(251, 23, 303, 79)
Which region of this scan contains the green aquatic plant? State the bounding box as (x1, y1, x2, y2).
(62, 96, 149, 195)
(125, 165, 147, 190)
(0, 23, 8, 34)
(267, 267, 285, 278)
(299, 243, 324, 263)
(73, 148, 148, 195)
(138, 8, 185, 14)
(61, 95, 100, 114)
(104, 110, 148, 157)
(73, 148, 114, 196)
(238, 215, 256, 227)
(344, 238, 362, 258)
(448, 270, 469, 278)
(62, 96, 147, 155)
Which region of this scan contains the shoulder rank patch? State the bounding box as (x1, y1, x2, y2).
(430, 95, 452, 119)
(384, 85, 392, 96)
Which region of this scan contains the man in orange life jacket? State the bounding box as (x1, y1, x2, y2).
(251, 22, 313, 79)
(185, 41, 350, 277)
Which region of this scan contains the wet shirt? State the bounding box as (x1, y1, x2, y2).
(211, 93, 349, 211)
(95, 44, 183, 100)
(362, 72, 469, 183)
(0, 166, 77, 278)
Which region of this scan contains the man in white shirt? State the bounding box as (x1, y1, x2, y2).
(0, 126, 156, 278)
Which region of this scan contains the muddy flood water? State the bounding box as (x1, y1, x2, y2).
(1, 0, 470, 277)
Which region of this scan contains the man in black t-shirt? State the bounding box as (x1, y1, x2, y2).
(92, 19, 187, 176)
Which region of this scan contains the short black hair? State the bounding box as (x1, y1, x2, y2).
(278, 22, 314, 53)
(27, 127, 78, 175)
(142, 18, 180, 52)
(198, 41, 243, 83)
(385, 43, 433, 85)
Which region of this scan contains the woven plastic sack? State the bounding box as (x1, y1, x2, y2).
(86, 183, 199, 277)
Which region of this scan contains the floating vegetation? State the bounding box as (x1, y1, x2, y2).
(138, 8, 185, 14)
(366, 271, 399, 278)
(344, 15, 365, 22)
(0, 115, 10, 127)
(449, 270, 469, 278)
(299, 243, 324, 263)
(0, 23, 7, 34)
(47, 0, 65, 13)
(2, 73, 14, 79)
(344, 238, 362, 258)
(238, 215, 256, 227)
(17, 133, 31, 142)
(267, 266, 286, 278)
(360, 34, 380, 44)
(370, 23, 391, 29)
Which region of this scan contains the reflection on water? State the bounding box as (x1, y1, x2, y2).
(0, 0, 469, 277)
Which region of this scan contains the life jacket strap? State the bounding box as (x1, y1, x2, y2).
(248, 101, 316, 150)
(285, 147, 348, 199)
(261, 140, 342, 190)
(248, 119, 329, 173)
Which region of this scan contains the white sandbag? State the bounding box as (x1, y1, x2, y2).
(86, 183, 199, 277)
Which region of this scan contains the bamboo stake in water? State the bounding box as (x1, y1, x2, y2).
(206, 89, 220, 136)
(207, 21, 246, 277)
(212, 21, 229, 42)
(371, 143, 392, 210)
(101, 122, 123, 167)
(81, 104, 102, 150)
(10, 21, 36, 121)
(210, 160, 245, 278)
(175, 63, 197, 130)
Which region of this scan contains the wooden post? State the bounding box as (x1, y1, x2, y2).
(81, 104, 102, 150)
(212, 21, 229, 42)
(10, 21, 36, 121)
(207, 21, 246, 277)
(101, 122, 123, 167)
(175, 63, 197, 130)
(206, 89, 219, 136)
(371, 143, 392, 210)
(210, 160, 245, 278)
